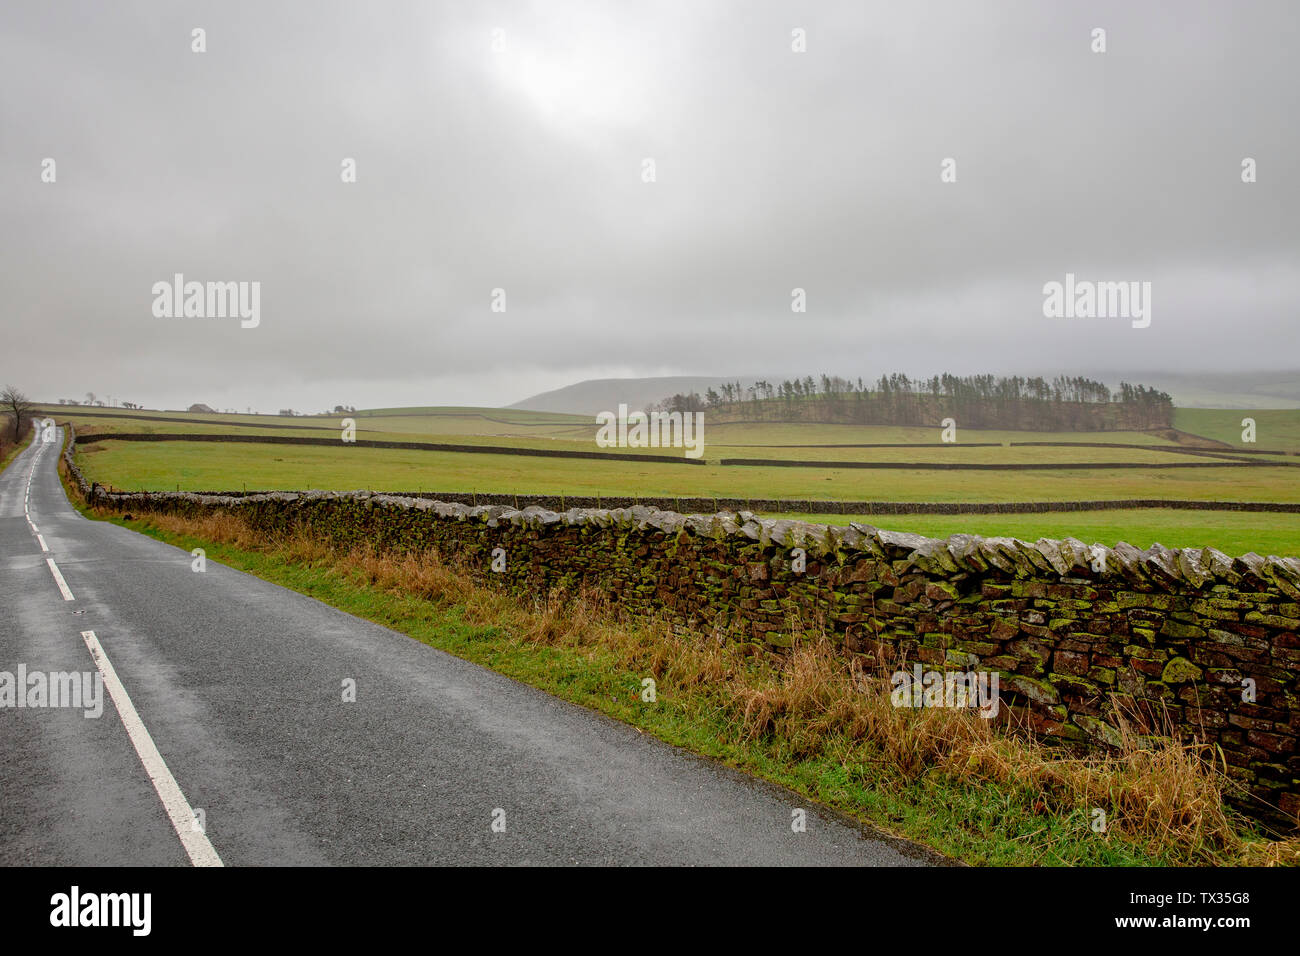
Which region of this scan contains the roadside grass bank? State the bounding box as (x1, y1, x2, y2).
(0, 429, 33, 474)
(65, 490, 1300, 866)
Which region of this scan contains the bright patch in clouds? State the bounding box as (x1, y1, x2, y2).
(488, 24, 646, 129)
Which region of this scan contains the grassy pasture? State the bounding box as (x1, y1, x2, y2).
(794, 510, 1300, 559)
(60, 417, 342, 439)
(54, 407, 1243, 465)
(1176, 408, 1300, 453)
(714, 445, 1243, 465)
(68, 435, 1300, 498)
(36, 406, 328, 429)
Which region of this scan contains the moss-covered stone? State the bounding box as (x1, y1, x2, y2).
(1161, 656, 1204, 684)
(1073, 715, 1123, 747)
(1160, 619, 1207, 640)
(1000, 674, 1059, 705)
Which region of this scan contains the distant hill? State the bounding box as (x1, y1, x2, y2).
(1092, 371, 1300, 409)
(509, 377, 758, 416)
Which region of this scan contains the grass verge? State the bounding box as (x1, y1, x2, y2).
(0, 429, 33, 474)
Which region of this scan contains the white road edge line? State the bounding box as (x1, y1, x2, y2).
(45, 558, 74, 601)
(80, 630, 224, 868)
(36, 534, 48, 552)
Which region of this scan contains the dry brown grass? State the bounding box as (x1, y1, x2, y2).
(122, 506, 1300, 865)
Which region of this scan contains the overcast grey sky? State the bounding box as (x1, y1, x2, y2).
(2, 1, 1297, 412)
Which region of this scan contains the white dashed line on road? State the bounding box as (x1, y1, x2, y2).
(45, 558, 75, 601)
(23, 431, 68, 595)
(23, 433, 43, 534)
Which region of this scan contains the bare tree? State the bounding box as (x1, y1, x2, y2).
(2, 385, 35, 441)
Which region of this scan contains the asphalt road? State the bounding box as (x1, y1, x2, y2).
(0, 429, 936, 866)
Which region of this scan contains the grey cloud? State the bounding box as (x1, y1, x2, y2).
(2, 0, 1296, 410)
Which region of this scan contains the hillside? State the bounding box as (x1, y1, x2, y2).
(509, 376, 757, 416)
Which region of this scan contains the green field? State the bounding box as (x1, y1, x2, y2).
(52, 403, 1300, 558)
(801, 510, 1300, 559)
(1176, 407, 1300, 453)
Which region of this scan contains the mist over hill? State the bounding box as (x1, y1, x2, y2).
(1095, 371, 1300, 409)
(508, 377, 760, 417)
